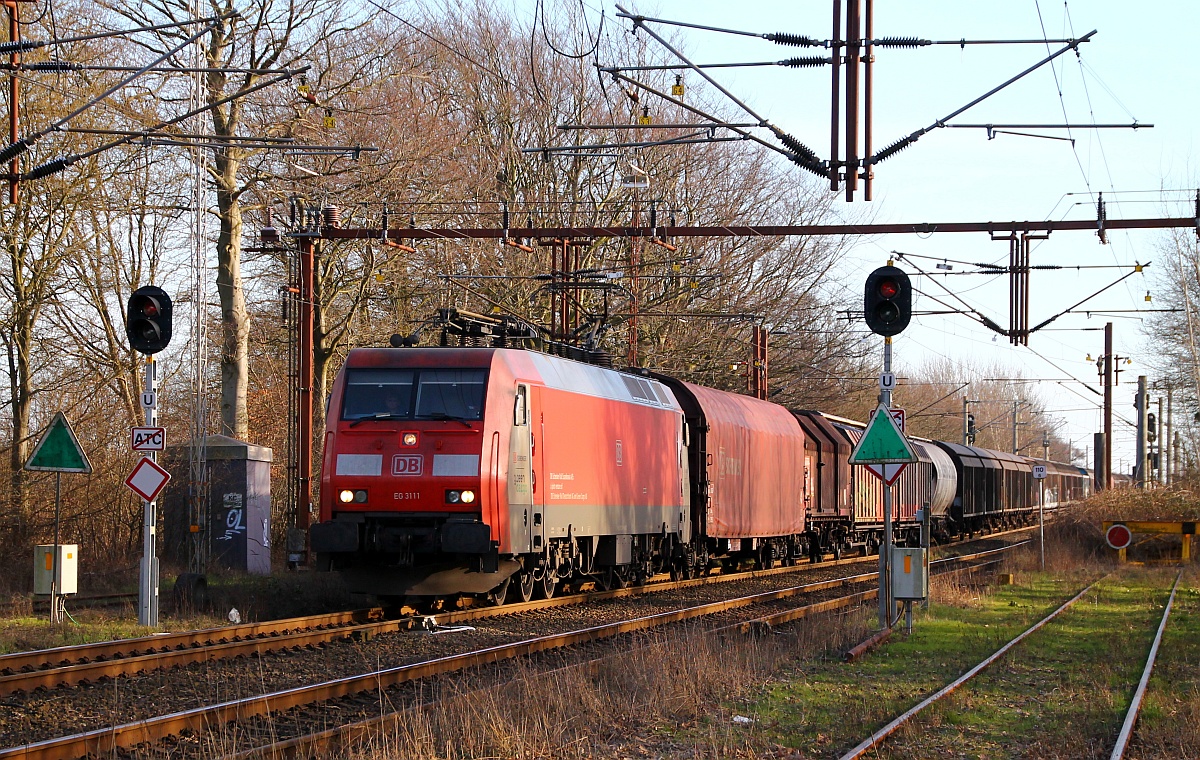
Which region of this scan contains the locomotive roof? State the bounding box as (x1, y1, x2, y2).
(342, 346, 682, 412)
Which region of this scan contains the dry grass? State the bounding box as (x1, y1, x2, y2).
(1047, 484, 1200, 566)
(333, 616, 871, 760)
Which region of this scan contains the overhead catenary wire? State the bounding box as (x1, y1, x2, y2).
(613, 4, 823, 174)
(0, 19, 223, 166)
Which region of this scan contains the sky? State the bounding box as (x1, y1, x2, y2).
(524, 0, 1198, 473)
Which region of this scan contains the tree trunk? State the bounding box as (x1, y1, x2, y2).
(215, 153, 249, 440)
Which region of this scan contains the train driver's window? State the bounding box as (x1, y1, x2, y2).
(415, 370, 486, 420)
(342, 369, 415, 419)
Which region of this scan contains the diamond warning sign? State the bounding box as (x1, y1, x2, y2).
(124, 456, 171, 503)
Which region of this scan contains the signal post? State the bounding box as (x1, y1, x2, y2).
(125, 286, 173, 626)
(852, 264, 919, 631)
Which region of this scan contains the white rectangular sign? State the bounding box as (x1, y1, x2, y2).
(1032, 464, 1048, 480)
(131, 427, 166, 451)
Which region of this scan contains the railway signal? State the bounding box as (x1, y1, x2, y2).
(863, 266, 911, 336)
(126, 285, 173, 355)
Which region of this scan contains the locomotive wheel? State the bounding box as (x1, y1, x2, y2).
(510, 571, 535, 603)
(538, 571, 557, 599)
(485, 577, 510, 606)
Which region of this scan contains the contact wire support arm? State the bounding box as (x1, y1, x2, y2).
(869, 30, 1096, 166)
(614, 5, 824, 174)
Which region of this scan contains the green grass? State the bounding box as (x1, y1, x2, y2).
(721, 568, 1195, 759)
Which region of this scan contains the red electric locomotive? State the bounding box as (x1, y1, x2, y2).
(312, 346, 810, 603)
(313, 347, 688, 602)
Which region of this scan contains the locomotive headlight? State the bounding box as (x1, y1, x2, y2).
(446, 490, 461, 503)
(353, 490, 368, 503)
(459, 490, 476, 504)
(338, 489, 355, 503)
(402, 432, 418, 446)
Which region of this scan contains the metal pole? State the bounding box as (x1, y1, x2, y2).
(51, 472, 61, 626)
(863, 0, 873, 200)
(844, 0, 860, 202)
(1166, 386, 1173, 485)
(1012, 400, 1019, 454)
(1039, 471, 1045, 571)
(829, 0, 842, 192)
(1104, 323, 1113, 490)
(879, 336, 893, 630)
(920, 502, 930, 611)
(138, 356, 159, 626)
(962, 397, 968, 446)
(1156, 397, 1164, 485)
(297, 236, 315, 563)
(1135, 375, 1147, 488)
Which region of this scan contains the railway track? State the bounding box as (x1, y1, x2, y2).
(839, 569, 1186, 760)
(0, 527, 1029, 698)
(0, 608, 387, 695)
(0, 544, 1016, 760)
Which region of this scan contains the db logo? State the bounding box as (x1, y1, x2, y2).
(392, 454, 423, 476)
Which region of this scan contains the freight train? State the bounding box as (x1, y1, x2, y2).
(310, 346, 1092, 603)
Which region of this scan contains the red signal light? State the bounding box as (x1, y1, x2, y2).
(140, 302, 160, 317)
(878, 279, 899, 299)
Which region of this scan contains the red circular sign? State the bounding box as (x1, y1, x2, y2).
(1105, 524, 1132, 550)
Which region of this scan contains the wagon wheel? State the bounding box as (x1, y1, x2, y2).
(758, 546, 775, 570)
(509, 570, 536, 603)
(538, 570, 557, 599)
(603, 567, 628, 590)
(485, 577, 510, 606)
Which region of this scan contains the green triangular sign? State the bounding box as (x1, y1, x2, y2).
(25, 412, 92, 473)
(849, 404, 918, 464)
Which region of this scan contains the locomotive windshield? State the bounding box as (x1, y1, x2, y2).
(341, 368, 486, 421)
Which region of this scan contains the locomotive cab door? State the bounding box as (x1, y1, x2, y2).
(507, 384, 536, 554)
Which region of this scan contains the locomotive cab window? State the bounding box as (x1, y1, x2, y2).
(414, 370, 486, 420)
(342, 369, 486, 421)
(342, 369, 415, 420)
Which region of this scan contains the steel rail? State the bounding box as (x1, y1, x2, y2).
(1110, 570, 1184, 760)
(0, 616, 400, 695)
(0, 608, 382, 680)
(0, 546, 1022, 760)
(223, 558, 1011, 760)
(734, 558, 1004, 633)
(0, 577, 875, 759)
(838, 575, 1108, 760)
(0, 535, 1030, 696)
(0, 548, 901, 694)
